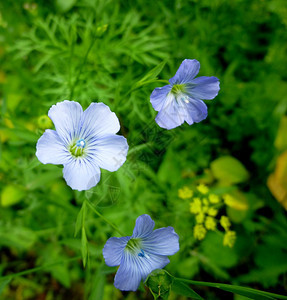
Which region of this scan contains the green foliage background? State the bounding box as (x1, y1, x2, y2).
(0, 0, 287, 299)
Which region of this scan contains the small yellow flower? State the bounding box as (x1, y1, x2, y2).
(197, 184, 209, 194)
(190, 198, 202, 214)
(178, 186, 193, 199)
(203, 206, 209, 213)
(223, 231, 236, 247)
(220, 216, 231, 231)
(196, 213, 205, 224)
(209, 194, 220, 204)
(193, 224, 207, 240)
(203, 198, 209, 206)
(207, 207, 218, 217)
(205, 216, 217, 231)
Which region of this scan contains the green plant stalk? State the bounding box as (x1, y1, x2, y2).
(177, 278, 287, 300)
(86, 199, 125, 236)
(69, 37, 96, 99)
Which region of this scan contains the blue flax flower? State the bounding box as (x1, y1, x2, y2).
(36, 100, 128, 191)
(150, 59, 220, 129)
(103, 214, 179, 291)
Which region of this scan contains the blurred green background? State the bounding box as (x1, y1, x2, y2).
(0, 0, 287, 299)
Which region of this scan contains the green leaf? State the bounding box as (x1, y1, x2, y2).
(26, 170, 63, 190)
(275, 116, 287, 151)
(238, 264, 287, 289)
(0, 227, 37, 250)
(172, 279, 203, 299)
(81, 227, 88, 268)
(210, 156, 249, 185)
(200, 232, 239, 269)
(0, 277, 11, 296)
(89, 264, 106, 300)
(177, 279, 287, 300)
(214, 285, 276, 300)
(51, 263, 71, 288)
(56, 0, 76, 12)
(134, 61, 166, 89)
(74, 201, 86, 237)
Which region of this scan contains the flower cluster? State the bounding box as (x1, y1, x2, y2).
(35, 58, 220, 292)
(178, 184, 236, 247)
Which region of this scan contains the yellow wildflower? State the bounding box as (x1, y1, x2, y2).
(223, 231, 236, 247)
(193, 224, 207, 240)
(220, 216, 231, 231)
(178, 186, 193, 199)
(196, 213, 205, 224)
(197, 184, 209, 194)
(205, 217, 217, 231)
(202, 198, 209, 206)
(203, 206, 209, 213)
(207, 207, 218, 217)
(209, 194, 220, 204)
(190, 198, 202, 214)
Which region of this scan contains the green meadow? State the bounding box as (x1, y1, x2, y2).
(0, 0, 287, 299)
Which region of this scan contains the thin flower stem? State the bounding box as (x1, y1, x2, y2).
(69, 37, 96, 99)
(86, 199, 125, 236)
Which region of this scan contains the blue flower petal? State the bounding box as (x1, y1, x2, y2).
(36, 129, 71, 165)
(155, 93, 186, 129)
(103, 236, 130, 267)
(183, 98, 208, 124)
(150, 85, 172, 111)
(79, 102, 120, 141)
(114, 251, 169, 291)
(142, 226, 179, 256)
(114, 252, 142, 291)
(48, 100, 83, 146)
(62, 157, 101, 191)
(87, 135, 129, 172)
(169, 59, 200, 85)
(132, 215, 155, 238)
(187, 76, 220, 100)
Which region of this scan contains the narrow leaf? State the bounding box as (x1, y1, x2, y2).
(81, 227, 88, 268)
(0, 277, 11, 296)
(178, 278, 287, 300)
(172, 279, 203, 299)
(134, 61, 166, 88)
(74, 201, 86, 237)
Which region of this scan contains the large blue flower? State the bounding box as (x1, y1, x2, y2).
(36, 100, 128, 191)
(103, 214, 179, 291)
(150, 59, 220, 129)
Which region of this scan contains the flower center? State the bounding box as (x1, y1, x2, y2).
(171, 84, 186, 95)
(125, 239, 150, 259)
(69, 139, 86, 157)
(125, 238, 142, 254)
(76, 139, 86, 148)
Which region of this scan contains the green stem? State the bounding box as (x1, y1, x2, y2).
(86, 199, 125, 236)
(69, 38, 96, 99)
(177, 278, 287, 300)
(2, 256, 81, 279)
